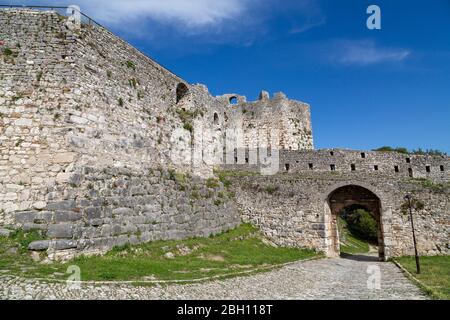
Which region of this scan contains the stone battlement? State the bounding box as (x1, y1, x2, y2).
(221, 149, 449, 182)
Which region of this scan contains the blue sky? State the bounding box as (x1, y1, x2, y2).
(3, 0, 450, 153)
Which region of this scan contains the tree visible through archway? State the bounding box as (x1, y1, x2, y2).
(338, 204, 379, 255)
(326, 185, 385, 259)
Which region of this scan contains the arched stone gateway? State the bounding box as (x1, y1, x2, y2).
(323, 183, 391, 260)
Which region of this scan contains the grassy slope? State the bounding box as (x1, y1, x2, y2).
(338, 217, 370, 255)
(395, 256, 450, 300)
(0, 224, 320, 282)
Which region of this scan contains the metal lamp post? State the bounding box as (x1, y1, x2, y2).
(404, 194, 420, 274)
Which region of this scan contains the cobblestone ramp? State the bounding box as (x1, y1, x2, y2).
(0, 257, 426, 300)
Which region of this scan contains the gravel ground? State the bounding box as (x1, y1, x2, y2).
(0, 255, 426, 300)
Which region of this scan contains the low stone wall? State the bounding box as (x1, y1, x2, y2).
(10, 166, 240, 260)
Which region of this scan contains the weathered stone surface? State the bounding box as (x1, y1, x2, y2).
(0, 228, 12, 237)
(112, 208, 134, 216)
(54, 211, 82, 223)
(14, 211, 36, 224)
(28, 240, 50, 251)
(53, 240, 77, 250)
(85, 207, 102, 220)
(32, 202, 47, 210)
(46, 201, 75, 211)
(53, 153, 75, 164)
(47, 224, 73, 239)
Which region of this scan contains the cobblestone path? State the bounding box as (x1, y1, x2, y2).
(0, 256, 426, 300)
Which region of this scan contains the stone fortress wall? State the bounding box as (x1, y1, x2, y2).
(0, 9, 312, 258)
(222, 149, 449, 258)
(0, 9, 448, 260)
(231, 170, 449, 258)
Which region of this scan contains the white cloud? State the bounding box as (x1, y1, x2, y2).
(330, 40, 411, 66)
(73, 0, 254, 30)
(3, 0, 324, 45)
(290, 17, 326, 34)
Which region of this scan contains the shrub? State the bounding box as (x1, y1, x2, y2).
(183, 123, 193, 133)
(342, 209, 378, 243)
(265, 185, 279, 195)
(373, 146, 408, 154)
(373, 146, 447, 156)
(3, 48, 13, 56)
(36, 71, 43, 82)
(126, 60, 135, 70)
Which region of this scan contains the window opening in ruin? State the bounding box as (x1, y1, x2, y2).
(229, 96, 238, 105)
(361, 152, 366, 158)
(330, 164, 336, 171)
(309, 163, 314, 170)
(285, 163, 290, 172)
(394, 166, 399, 173)
(408, 168, 413, 177)
(440, 165, 445, 172)
(214, 112, 219, 125)
(406, 158, 411, 163)
(176, 83, 189, 103)
(374, 165, 379, 171)
(426, 165, 431, 173)
(351, 164, 356, 171)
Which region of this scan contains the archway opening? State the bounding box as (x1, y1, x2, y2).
(176, 83, 189, 103)
(326, 185, 385, 260)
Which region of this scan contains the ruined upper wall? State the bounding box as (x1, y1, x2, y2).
(223, 149, 450, 183)
(0, 9, 314, 179)
(209, 91, 314, 151)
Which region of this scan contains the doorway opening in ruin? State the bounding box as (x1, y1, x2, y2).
(326, 185, 385, 260)
(176, 83, 189, 103)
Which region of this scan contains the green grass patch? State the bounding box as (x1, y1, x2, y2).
(338, 217, 370, 255)
(395, 255, 450, 300)
(0, 229, 59, 278)
(206, 178, 220, 189)
(214, 170, 259, 177)
(0, 224, 320, 283)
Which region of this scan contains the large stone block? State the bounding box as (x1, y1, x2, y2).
(14, 211, 36, 224)
(46, 200, 75, 211)
(28, 240, 50, 251)
(112, 207, 133, 216)
(47, 224, 73, 239)
(53, 152, 75, 164)
(53, 239, 77, 250)
(85, 207, 102, 220)
(54, 211, 82, 223)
